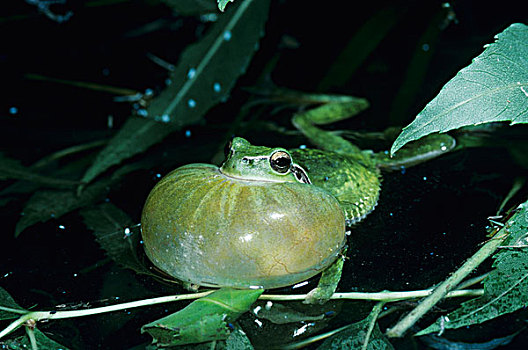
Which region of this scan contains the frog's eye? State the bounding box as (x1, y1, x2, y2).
(270, 151, 291, 173)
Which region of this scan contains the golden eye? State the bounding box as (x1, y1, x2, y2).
(270, 151, 291, 173)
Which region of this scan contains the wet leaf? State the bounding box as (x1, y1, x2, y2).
(417, 200, 528, 335)
(15, 177, 114, 237)
(14, 159, 149, 237)
(80, 202, 154, 277)
(255, 302, 326, 325)
(0, 153, 77, 189)
(161, 0, 217, 15)
(317, 303, 393, 350)
(80, 0, 270, 186)
(223, 324, 254, 350)
(0, 287, 68, 349)
(141, 288, 263, 347)
(0, 286, 26, 321)
(3, 328, 70, 350)
(391, 23, 528, 155)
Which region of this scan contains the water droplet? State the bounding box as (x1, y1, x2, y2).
(58, 225, 65, 230)
(136, 109, 148, 117)
(253, 306, 262, 315)
(299, 144, 307, 149)
(213, 82, 221, 92)
(423, 176, 427, 181)
(144, 88, 154, 97)
(187, 68, 196, 79)
(161, 114, 170, 123)
(400, 166, 406, 174)
(422, 43, 430, 51)
(185, 130, 192, 138)
(9, 107, 18, 115)
(165, 78, 172, 86)
(188, 99, 196, 108)
(223, 31, 232, 41)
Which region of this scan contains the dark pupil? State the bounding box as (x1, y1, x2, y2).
(271, 154, 291, 173)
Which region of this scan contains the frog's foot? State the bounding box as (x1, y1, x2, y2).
(182, 281, 200, 292)
(304, 251, 345, 305)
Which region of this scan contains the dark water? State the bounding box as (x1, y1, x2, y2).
(1, 1, 528, 349)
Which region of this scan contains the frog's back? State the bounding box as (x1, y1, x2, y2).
(290, 148, 380, 225)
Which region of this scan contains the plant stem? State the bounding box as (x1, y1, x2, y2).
(0, 288, 482, 340)
(385, 235, 506, 338)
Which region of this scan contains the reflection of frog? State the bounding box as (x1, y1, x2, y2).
(141, 95, 456, 303)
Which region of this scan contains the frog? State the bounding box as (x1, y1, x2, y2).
(141, 94, 456, 304)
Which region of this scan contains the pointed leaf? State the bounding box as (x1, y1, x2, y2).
(81, 202, 154, 277)
(3, 328, 70, 350)
(80, 0, 270, 186)
(0, 153, 77, 188)
(14, 158, 150, 237)
(418, 200, 528, 335)
(392, 23, 528, 155)
(0, 286, 26, 320)
(142, 288, 263, 347)
(317, 303, 393, 350)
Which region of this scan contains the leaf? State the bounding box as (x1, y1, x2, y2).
(391, 23, 528, 155)
(317, 303, 393, 350)
(141, 288, 263, 347)
(81, 202, 153, 277)
(161, 0, 217, 15)
(0, 286, 26, 321)
(14, 177, 114, 237)
(223, 324, 254, 350)
(147, 0, 269, 126)
(0, 287, 69, 348)
(3, 328, 70, 350)
(14, 158, 148, 237)
(255, 302, 326, 325)
(80, 0, 270, 186)
(417, 200, 528, 335)
(0, 153, 77, 188)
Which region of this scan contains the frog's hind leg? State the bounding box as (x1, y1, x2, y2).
(292, 97, 369, 155)
(304, 248, 346, 305)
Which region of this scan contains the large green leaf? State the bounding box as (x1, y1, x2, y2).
(141, 288, 263, 347)
(391, 23, 528, 155)
(417, 200, 528, 335)
(80, 0, 270, 186)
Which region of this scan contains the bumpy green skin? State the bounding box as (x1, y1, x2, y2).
(141, 163, 346, 289)
(290, 148, 380, 225)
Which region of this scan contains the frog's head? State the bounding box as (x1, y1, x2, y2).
(220, 137, 311, 184)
